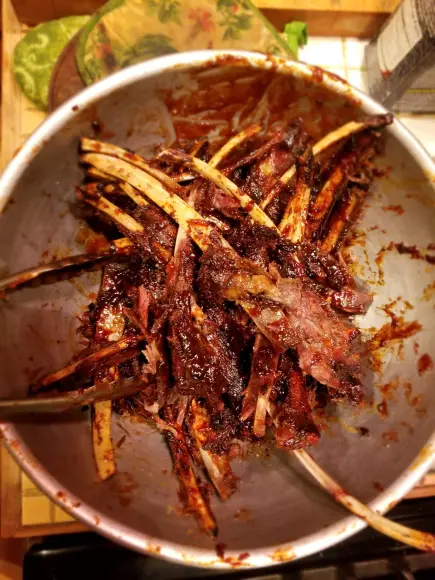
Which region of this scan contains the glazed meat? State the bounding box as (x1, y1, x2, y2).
(22, 109, 392, 536)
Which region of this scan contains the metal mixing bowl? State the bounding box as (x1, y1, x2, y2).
(1, 51, 435, 569)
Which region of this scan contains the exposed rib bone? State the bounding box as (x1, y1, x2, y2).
(87, 167, 117, 182)
(321, 188, 360, 253)
(208, 124, 262, 168)
(278, 147, 312, 242)
(32, 335, 143, 391)
(118, 181, 149, 207)
(158, 149, 279, 232)
(166, 429, 217, 535)
(93, 399, 116, 480)
(81, 193, 145, 233)
(80, 186, 172, 262)
(81, 152, 230, 253)
(92, 265, 126, 481)
(81, 137, 182, 194)
(188, 399, 237, 501)
(241, 334, 278, 426)
(260, 114, 393, 209)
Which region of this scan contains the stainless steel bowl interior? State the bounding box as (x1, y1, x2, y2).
(0, 51, 435, 568)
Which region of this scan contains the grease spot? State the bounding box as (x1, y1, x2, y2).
(382, 204, 404, 215)
(373, 480, 385, 492)
(418, 353, 433, 376)
(269, 546, 297, 563)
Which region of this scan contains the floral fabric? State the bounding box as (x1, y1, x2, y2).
(76, 0, 294, 85)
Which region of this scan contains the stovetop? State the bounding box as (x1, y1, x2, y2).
(23, 497, 435, 580)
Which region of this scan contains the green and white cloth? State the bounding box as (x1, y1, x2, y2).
(76, 0, 293, 85)
(13, 1, 308, 111)
(13, 16, 89, 110)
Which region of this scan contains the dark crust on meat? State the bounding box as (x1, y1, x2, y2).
(29, 109, 391, 534)
(274, 355, 320, 449)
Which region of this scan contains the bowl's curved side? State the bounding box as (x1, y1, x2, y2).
(3, 422, 435, 569)
(1, 50, 435, 569)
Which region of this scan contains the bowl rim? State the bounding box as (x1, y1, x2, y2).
(1, 49, 435, 569)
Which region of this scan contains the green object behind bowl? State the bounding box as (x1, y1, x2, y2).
(76, 0, 294, 85)
(13, 16, 89, 110)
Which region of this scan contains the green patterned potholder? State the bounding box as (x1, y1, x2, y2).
(13, 16, 89, 110)
(76, 0, 295, 86)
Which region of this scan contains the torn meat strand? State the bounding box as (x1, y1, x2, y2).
(20, 110, 391, 536)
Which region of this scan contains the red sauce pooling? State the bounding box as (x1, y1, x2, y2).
(377, 400, 389, 418)
(379, 377, 400, 401)
(370, 318, 422, 350)
(382, 430, 399, 443)
(403, 382, 422, 407)
(390, 242, 435, 265)
(216, 542, 226, 559)
(369, 299, 421, 352)
(165, 64, 360, 145)
(382, 204, 404, 215)
(418, 353, 433, 376)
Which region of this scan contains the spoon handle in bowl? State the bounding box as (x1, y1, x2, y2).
(294, 448, 435, 552)
(0, 376, 145, 418)
(0, 238, 133, 296)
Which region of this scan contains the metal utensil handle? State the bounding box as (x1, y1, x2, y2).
(0, 376, 144, 419)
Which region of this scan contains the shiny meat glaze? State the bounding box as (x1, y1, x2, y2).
(25, 106, 393, 536)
